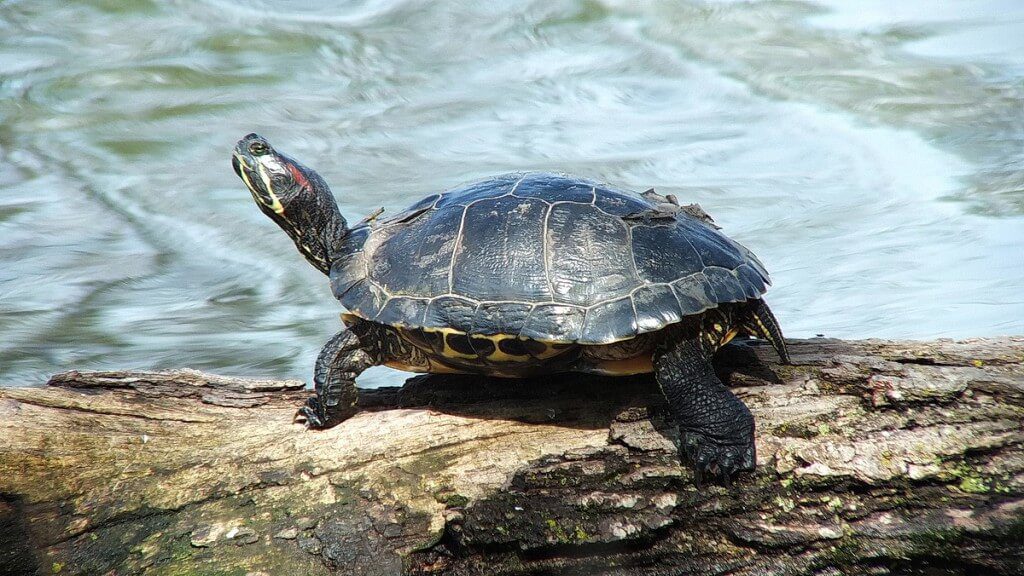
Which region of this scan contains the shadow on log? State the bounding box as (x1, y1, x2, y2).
(1, 338, 1022, 575)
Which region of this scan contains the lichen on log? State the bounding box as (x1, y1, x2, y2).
(1, 338, 1022, 575)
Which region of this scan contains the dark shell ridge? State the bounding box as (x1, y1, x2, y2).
(330, 173, 770, 344)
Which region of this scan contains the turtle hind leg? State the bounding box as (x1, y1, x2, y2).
(744, 299, 790, 364)
(654, 338, 755, 483)
(298, 326, 381, 429)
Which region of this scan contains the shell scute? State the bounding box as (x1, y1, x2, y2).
(375, 296, 428, 327)
(434, 173, 522, 209)
(342, 280, 389, 320)
(520, 303, 585, 341)
(703, 266, 747, 303)
(547, 202, 637, 306)
(632, 284, 683, 332)
(581, 297, 637, 344)
(593, 187, 649, 216)
(671, 274, 716, 316)
(424, 296, 478, 332)
(513, 173, 595, 203)
(677, 216, 745, 269)
(368, 202, 460, 297)
(736, 263, 768, 299)
(471, 302, 534, 335)
(631, 223, 706, 283)
(452, 196, 550, 301)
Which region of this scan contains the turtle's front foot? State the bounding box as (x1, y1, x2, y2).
(300, 327, 377, 429)
(680, 429, 755, 484)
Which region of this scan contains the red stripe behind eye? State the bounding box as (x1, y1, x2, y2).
(287, 163, 310, 190)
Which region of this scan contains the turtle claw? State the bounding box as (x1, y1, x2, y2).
(680, 429, 755, 485)
(295, 398, 328, 429)
(294, 395, 358, 429)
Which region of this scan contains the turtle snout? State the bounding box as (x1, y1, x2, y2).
(231, 154, 242, 178)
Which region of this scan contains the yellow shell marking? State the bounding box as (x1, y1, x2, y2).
(397, 327, 569, 363)
(438, 327, 478, 360)
(485, 336, 532, 362)
(384, 358, 463, 374)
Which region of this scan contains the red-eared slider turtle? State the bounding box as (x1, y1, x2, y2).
(232, 133, 789, 481)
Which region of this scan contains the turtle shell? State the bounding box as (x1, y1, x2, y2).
(330, 173, 770, 344)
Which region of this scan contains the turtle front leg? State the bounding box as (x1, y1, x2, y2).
(298, 327, 381, 429)
(653, 338, 756, 483)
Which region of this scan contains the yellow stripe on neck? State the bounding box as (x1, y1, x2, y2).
(256, 164, 286, 215)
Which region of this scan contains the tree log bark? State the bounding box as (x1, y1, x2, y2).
(1, 338, 1022, 575)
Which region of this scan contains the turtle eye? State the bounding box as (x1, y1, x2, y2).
(249, 141, 269, 155)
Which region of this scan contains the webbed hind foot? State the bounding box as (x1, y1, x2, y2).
(680, 428, 755, 484)
(655, 337, 757, 485)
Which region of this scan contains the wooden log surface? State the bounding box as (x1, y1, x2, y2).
(1, 338, 1022, 575)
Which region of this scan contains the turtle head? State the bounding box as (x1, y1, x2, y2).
(232, 133, 348, 275)
(232, 133, 322, 216)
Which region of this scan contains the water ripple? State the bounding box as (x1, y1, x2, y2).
(0, 0, 1021, 386)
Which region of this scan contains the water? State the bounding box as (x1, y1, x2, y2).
(1, 0, 1022, 388)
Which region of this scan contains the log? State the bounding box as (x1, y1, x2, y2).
(1, 338, 1022, 576)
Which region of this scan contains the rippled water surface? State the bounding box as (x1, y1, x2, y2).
(2, 0, 1022, 387)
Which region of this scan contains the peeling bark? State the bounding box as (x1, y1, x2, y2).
(1, 338, 1022, 575)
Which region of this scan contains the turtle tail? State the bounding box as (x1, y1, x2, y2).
(744, 299, 790, 364)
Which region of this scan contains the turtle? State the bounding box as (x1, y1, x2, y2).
(231, 133, 789, 481)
